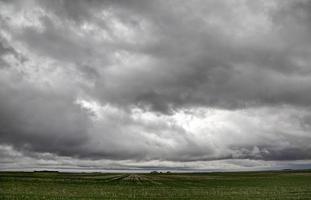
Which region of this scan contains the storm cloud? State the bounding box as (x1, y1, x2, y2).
(0, 0, 311, 171)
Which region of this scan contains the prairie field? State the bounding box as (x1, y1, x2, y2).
(0, 170, 311, 200)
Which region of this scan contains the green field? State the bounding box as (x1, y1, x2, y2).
(1, 170, 311, 200)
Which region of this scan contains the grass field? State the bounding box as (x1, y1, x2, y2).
(1, 170, 311, 199)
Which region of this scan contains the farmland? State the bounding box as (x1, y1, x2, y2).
(1, 170, 311, 199)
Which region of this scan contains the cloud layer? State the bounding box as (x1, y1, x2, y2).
(1, 0, 311, 171)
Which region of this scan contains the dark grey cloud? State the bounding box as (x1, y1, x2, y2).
(0, 79, 91, 157)
(0, 37, 24, 68)
(5, 0, 311, 112)
(0, 0, 311, 171)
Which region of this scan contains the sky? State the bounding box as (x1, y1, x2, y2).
(1, 0, 311, 172)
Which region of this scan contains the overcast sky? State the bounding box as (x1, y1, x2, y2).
(1, 0, 311, 172)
